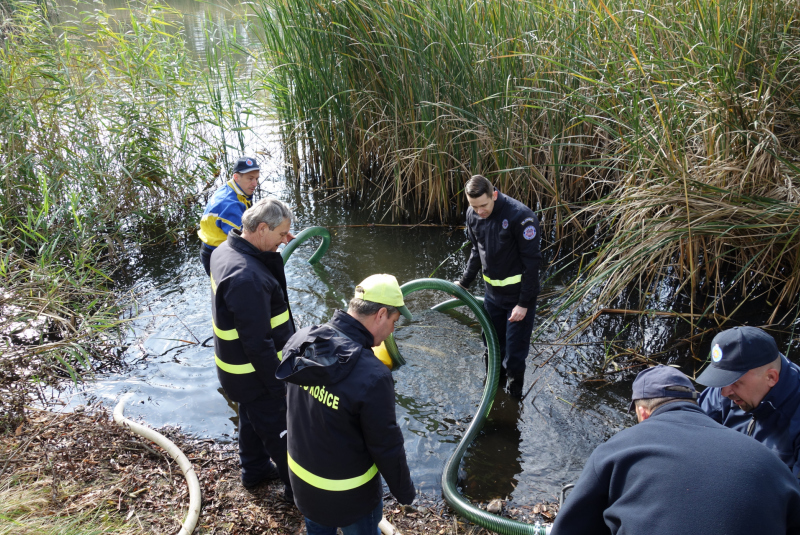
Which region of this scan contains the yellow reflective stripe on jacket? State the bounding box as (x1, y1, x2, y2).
(213, 319, 239, 341)
(288, 453, 378, 491)
(215, 354, 255, 374)
(277, 350, 283, 361)
(210, 274, 218, 294)
(271, 310, 290, 329)
(482, 273, 522, 287)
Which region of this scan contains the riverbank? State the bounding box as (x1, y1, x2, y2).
(0, 404, 559, 534)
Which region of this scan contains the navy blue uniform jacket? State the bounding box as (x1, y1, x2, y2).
(552, 402, 800, 535)
(276, 310, 415, 526)
(700, 354, 800, 480)
(210, 230, 295, 403)
(459, 192, 541, 308)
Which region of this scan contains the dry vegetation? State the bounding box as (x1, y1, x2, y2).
(0, 406, 558, 534)
(257, 0, 800, 323)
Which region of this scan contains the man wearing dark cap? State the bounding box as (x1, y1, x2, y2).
(277, 274, 415, 535)
(697, 326, 800, 480)
(199, 157, 295, 275)
(552, 365, 800, 535)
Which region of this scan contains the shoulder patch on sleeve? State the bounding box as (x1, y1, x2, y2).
(521, 217, 537, 225)
(523, 225, 537, 240)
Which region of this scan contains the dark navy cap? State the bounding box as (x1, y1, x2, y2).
(628, 365, 697, 412)
(232, 156, 260, 174)
(695, 326, 779, 388)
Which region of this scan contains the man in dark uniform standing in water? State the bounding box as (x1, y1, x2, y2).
(456, 174, 542, 398)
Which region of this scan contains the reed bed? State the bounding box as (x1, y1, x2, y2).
(0, 0, 256, 406)
(256, 0, 800, 320)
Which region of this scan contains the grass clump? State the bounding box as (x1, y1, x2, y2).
(255, 0, 800, 322)
(0, 479, 145, 535)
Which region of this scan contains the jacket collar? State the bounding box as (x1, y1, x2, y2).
(752, 354, 800, 416)
(227, 178, 252, 200)
(649, 400, 705, 419)
(488, 191, 507, 220)
(227, 229, 282, 264)
(328, 310, 375, 348)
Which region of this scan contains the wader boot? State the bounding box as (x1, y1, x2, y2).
(507, 372, 524, 399)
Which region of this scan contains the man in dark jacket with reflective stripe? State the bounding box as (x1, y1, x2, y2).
(552, 365, 800, 535)
(210, 197, 295, 498)
(697, 326, 800, 481)
(456, 174, 542, 397)
(277, 274, 416, 535)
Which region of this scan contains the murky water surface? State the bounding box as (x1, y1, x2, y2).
(55, 0, 799, 508)
(62, 134, 632, 504)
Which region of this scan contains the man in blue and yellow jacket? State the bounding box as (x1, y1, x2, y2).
(198, 156, 261, 276)
(456, 174, 542, 398)
(276, 274, 416, 534)
(210, 197, 295, 498)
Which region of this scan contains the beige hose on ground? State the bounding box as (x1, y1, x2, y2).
(380, 516, 402, 535)
(113, 393, 202, 535)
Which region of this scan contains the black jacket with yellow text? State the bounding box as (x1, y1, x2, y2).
(459, 192, 542, 308)
(276, 310, 415, 526)
(210, 230, 295, 403)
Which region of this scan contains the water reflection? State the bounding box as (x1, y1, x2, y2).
(461, 396, 523, 501)
(56, 0, 254, 58)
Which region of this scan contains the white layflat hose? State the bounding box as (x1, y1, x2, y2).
(113, 393, 202, 535)
(114, 394, 398, 535)
(380, 516, 401, 535)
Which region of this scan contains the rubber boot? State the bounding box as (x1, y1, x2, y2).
(507, 373, 524, 399)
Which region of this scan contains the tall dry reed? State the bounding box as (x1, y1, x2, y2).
(255, 0, 800, 320)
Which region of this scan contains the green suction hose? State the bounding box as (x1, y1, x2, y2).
(281, 226, 331, 265)
(398, 279, 552, 535)
(431, 295, 484, 312)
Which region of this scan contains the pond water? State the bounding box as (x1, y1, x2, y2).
(52, 0, 800, 509)
(54, 113, 634, 505)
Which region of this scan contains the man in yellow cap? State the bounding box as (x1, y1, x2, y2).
(276, 274, 415, 535)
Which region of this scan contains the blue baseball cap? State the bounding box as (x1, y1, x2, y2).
(695, 326, 779, 388)
(233, 156, 260, 174)
(629, 365, 697, 412)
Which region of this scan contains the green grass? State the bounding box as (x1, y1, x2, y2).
(254, 0, 800, 321)
(0, 0, 263, 407)
(0, 479, 144, 534)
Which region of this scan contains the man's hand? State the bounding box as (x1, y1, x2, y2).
(454, 281, 464, 289)
(287, 231, 296, 242)
(509, 305, 527, 322)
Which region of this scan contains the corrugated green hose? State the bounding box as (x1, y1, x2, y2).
(397, 279, 552, 535)
(281, 226, 331, 265)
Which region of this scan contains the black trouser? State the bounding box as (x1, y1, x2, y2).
(238, 394, 292, 491)
(482, 296, 537, 393)
(199, 243, 213, 276)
